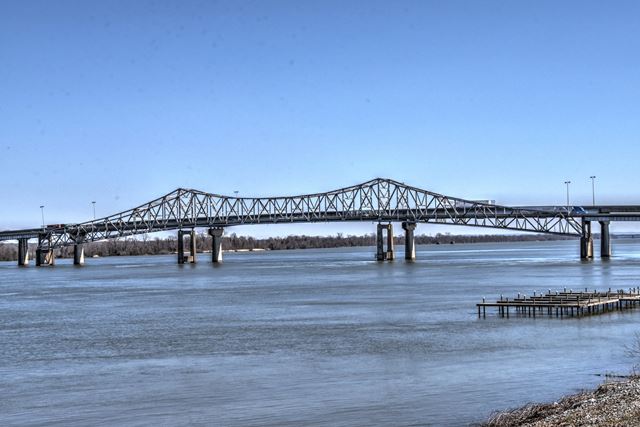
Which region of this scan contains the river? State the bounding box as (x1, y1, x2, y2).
(2, 239, 640, 426)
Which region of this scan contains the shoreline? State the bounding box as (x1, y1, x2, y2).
(482, 375, 640, 426)
(0, 235, 578, 262)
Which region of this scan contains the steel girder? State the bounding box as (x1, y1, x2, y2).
(37, 178, 582, 249)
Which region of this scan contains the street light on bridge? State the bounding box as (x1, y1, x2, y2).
(40, 205, 45, 229)
(92, 201, 96, 220)
(564, 181, 571, 213)
(590, 176, 596, 206)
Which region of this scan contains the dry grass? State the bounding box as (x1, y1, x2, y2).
(481, 376, 640, 427)
(482, 392, 589, 427)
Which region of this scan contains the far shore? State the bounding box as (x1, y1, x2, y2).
(0, 233, 578, 262)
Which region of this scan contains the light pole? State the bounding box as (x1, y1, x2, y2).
(40, 205, 45, 229)
(92, 201, 96, 220)
(590, 176, 596, 206)
(564, 181, 571, 213)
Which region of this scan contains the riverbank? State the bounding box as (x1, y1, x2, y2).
(0, 233, 574, 261)
(483, 375, 640, 426)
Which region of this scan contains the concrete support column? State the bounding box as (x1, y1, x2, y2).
(35, 234, 44, 266)
(44, 249, 55, 266)
(208, 228, 224, 263)
(402, 222, 417, 261)
(580, 220, 594, 259)
(17, 238, 29, 266)
(73, 243, 85, 266)
(386, 223, 394, 260)
(36, 234, 54, 266)
(376, 223, 394, 261)
(177, 229, 197, 264)
(600, 221, 611, 258)
(188, 229, 197, 263)
(376, 223, 386, 261)
(35, 248, 43, 266)
(177, 230, 185, 264)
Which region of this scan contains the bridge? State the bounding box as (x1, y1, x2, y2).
(1, 178, 639, 266)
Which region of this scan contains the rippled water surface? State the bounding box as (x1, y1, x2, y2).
(2, 239, 640, 426)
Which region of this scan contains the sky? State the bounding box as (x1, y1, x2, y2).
(1, 0, 639, 237)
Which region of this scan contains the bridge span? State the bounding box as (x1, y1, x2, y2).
(1, 178, 639, 266)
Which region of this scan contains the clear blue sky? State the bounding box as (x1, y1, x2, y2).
(1, 1, 639, 236)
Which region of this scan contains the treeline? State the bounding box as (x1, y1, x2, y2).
(0, 232, 572, 261)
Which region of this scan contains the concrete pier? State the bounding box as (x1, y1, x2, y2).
(73, 243, 85, 266)
(70, 232, 87, 266)
(376, 223, 394, 261)
(189, 229, 197, 263)
(600, 221, 611, 258)
(177, 229, 197, 264)
(402, 222, 416, 260)
(580, 220, 594, 260)
(208, 228, 223, 263)
(177, 230, 185, 264)
(44, 249, 55, 266)
(36, 234, 54, 266)
(17, 238, 29, 266)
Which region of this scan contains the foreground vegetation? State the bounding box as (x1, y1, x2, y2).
(0, 232, 571, 261)
(484, 336, 640, 426)
(483, 376, 640, 426)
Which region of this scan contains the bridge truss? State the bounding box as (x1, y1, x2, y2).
(32, 178, 581, 250)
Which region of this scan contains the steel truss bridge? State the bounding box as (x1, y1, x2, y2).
(1, 178, 639, 265)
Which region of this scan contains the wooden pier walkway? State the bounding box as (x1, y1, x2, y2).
(477, 287, 640, 318)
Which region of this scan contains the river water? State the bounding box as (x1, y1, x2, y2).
(2, 239, 640, 426)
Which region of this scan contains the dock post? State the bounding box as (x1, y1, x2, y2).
(580, 219, 594, 259)
(600, 221, 611, 258)
(17, 238, 29, 266)
(401, 222, 416, 261)
(208, 228, 224, 263)
(177, 230, 185, 264)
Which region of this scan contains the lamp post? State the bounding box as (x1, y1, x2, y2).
(564, 181, 571, 213)
(590, 176, 596, 206)
(92, 201, 96, 220)
(40, 205, 45, 229)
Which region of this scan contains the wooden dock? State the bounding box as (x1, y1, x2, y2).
(477, 287, 640, 318)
